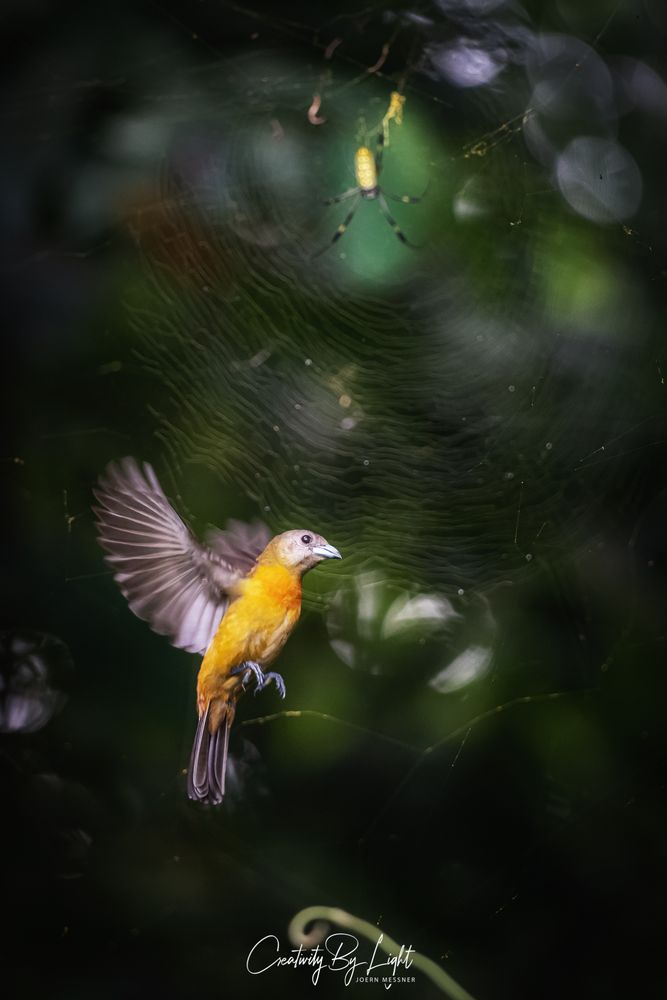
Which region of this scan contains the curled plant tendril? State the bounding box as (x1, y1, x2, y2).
(288, 905, 477, 1000)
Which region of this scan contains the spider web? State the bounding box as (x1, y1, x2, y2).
(122, 1, 653, 615)
(24, 0, 657, 719)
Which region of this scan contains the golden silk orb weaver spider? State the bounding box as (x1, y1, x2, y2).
(314, 130, 425, 258)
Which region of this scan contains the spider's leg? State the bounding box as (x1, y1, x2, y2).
(383, 176, 430, 204)
(324, 187, 359, 206)
(383, 190, 426, 205)
(377, 192, 420, 248)
(375, 129, 385, 175)
(312, 197, 360, 258)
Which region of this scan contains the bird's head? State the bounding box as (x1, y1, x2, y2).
(258, 529, 342, 576)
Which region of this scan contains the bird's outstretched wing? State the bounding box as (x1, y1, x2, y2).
(93, 458, 269, 655)
(204, 518, 271, 576)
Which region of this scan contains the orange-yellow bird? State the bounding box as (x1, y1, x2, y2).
(93, 458, 341, 805)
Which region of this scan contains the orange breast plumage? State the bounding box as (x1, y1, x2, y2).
(199, 563, 302, 681)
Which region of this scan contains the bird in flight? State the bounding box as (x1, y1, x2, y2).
(93, 458, 341, 805)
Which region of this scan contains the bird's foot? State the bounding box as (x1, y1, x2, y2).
(259, 671, 286, 699)
(231, 662, 286, 699)
(231, 661, 264, 689)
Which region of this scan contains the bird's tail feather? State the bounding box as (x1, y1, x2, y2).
(187, 701, 234, 805)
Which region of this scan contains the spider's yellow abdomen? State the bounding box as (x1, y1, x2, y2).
(354, 146, 377, 192)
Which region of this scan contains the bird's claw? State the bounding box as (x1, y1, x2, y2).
(260, 671, 286, 699)
(232, 662, 286, 699)
(232, 661, 264, 689)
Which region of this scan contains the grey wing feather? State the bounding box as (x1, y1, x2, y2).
(93, 457, 266, 655)
(205, 519, 272, 575)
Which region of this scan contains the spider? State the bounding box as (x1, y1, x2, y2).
(314, 131, 425, 257)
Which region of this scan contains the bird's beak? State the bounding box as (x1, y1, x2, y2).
(312, 543, 342, 560)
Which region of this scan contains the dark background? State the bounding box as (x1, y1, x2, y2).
(3, 1, 667, 998)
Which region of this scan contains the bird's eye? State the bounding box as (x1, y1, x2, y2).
(301, 534, 313, 545)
